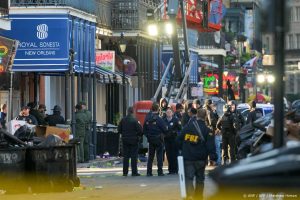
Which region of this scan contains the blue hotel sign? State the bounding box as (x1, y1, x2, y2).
(2, 14, 70, 72)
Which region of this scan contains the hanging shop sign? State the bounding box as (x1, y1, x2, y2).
(203, 73, 219, 95)
(2, 14, 96, 73)
(95, 50, 115, 72)
(2, 14, 69, 72)
(0, 36, 18, 72)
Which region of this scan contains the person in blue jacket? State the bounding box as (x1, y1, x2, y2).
(163, 108, 181, 174)
(177, 108, 217, 200)
(143, 103, 168, 176)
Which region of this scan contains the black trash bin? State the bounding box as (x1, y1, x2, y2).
(96, 124, 120, 156)
(0, 147, 28, 193)
(26, 145, 79, 192)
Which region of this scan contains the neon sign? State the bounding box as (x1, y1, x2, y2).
(203, 73, 219, 95)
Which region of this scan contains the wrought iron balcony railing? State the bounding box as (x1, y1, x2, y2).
(10, 0, 96, 14)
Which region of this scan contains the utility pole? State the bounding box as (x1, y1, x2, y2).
(273, 0, 286, 148)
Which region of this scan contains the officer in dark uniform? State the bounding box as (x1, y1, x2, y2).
(45, 105, 65, 126)
(79, 101, 92, 162)
(182, 101, 193, 127)
(177, 108, 216, 199)
(118, 107, 143, 176)
(144, 103, 168, 176)
(75, 104, 87, 163)
(27, 102, 48, 125)
(174, 103, 184, 121)
(16, 106, 38, 125)
(228, 100, 245, 155)
(163, 108, 181, 174)
(217, 104, 236, 164)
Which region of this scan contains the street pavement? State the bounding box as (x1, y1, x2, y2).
(0, 165, 218, 200)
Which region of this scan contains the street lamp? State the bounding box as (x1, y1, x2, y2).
(257, 74, 265, 84)
(266, 74, 275, 84)
(119, 33, 127, 118)
(164, 22, 174, 36)
(148, 24, 158, 36)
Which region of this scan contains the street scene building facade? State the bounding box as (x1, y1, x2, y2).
(0, 0, 300, 199)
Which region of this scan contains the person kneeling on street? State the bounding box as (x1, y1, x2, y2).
(118, 107, 143, 177)
(177, 108, 216, 200)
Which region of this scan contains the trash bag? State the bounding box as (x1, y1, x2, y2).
(14, 125, 35, 142)
(0, 129, 27, 148)
(38, 134, 64, 147)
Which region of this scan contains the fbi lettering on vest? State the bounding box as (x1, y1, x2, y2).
(184, 133, 199, 144)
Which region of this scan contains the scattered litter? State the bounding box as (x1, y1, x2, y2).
(0, 190, 5, 195)
(140, 184, 147, 187)
(113, 160, 121, 165)
(94, 186, 103, 190)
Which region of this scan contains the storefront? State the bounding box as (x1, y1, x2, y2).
(2, 10, 96, 119)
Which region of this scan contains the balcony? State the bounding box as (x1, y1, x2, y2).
(10, 0, 96, 15)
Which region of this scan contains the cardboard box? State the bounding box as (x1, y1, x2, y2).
(36, 126, 71, 142)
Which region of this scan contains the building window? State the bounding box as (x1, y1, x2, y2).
(265, 36, 270, 53)
(287, 34, 294, 49)
(296, 7, 300, 21)
(297, 34, 300, 49)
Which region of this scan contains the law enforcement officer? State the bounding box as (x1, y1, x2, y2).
(118, 107, 143, 176)
(217, 104, 236, 164)
(163, 108, 181, 174)
(174, 103, 184, 121)
(144, 103, 168, 176)
(204, 99, 219, 166)
(16, 106, 38, 125)
(79, 101, 92, 162)
(177, 108, 216, 199)
(182, 101, 193, 127)
(45, 105, 65, 126)
(228, 100, 245, 156)
(75, 104, 87, 163)
(27, 102, 47, 125)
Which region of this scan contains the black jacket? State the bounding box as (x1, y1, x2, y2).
(30, 109, 47, 125)
(205, 108, 219, 131)
(45, 113, 65, 126)
(246, 109, 258, 125)
(118, 114, 143, 145)
(181, 112, 190, 127)
(177, 117, 217, 161)
(174, 111, 182, 121)
(217, 111, 235, 135)
(163, 116, 181, 140)
(232, 109, 245, 131)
